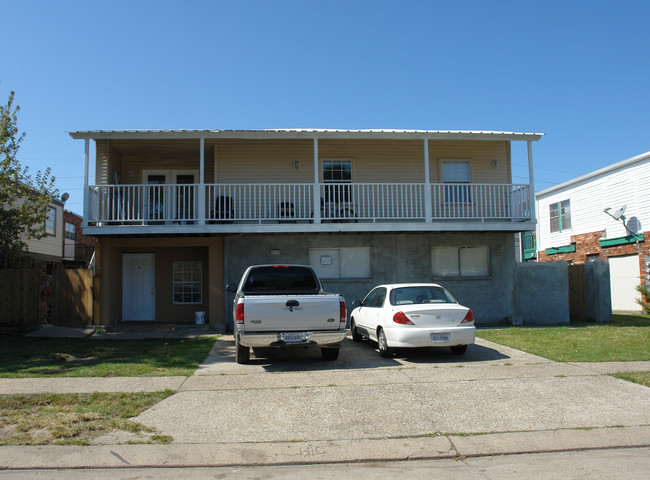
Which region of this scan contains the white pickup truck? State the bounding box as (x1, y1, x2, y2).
(226, 265, 347, 364)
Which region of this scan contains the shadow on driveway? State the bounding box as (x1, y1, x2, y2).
(201, 336, 510, 373)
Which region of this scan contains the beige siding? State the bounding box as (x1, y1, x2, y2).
(95, 138, 512, 186)
(214, 140, 314, 184)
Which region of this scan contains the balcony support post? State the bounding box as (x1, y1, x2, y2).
(313, 138, 321, 223)
(527, 141, 536, 224)
(83, 138, 89, 227)
(198, 137, 206, 225)
(423, 139, 432, 223)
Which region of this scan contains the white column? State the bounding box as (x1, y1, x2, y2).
(83, 138, 89, 227)
(198, 137, 206, 225)
(527, 141, 536, 224)
(313, 138, 321, 223)
(423, 139, 432, 223)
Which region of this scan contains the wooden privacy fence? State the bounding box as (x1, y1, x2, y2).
(53, 269, 93, 327)
(0, 269, 41, 326)
(0, 268, 93, 327)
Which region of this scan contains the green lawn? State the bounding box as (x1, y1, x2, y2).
(0, 336, 218, 378)
(476, 314, 650, 363)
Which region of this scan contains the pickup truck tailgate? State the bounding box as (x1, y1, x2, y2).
(242, 294, 342, 331)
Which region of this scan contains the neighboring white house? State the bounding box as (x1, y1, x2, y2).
(535, 151, 650, 312)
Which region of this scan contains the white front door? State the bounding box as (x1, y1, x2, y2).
(123, 253, 155, 321)
(609, 254, 641, 312)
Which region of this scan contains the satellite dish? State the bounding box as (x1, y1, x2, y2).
(61, 192, 70, 203)
(610, 205, 627, 220)
(626, 216, 642, 235)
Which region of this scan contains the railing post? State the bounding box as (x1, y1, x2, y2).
(313, 138, 321, 223)
(83, 139, 89, 227)
(198, 137, 206, 225)
(423, 139, 432, 223)
(527, 141, 536, 223)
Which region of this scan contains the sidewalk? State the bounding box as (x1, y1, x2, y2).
(1, 330, 649, 470)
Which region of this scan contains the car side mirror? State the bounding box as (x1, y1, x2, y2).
(352, 299, 362, 308)
(226, 283, 237, 293)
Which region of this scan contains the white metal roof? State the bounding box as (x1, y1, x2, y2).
(536, 151, 650, 198)
(68, 128, 544, 142)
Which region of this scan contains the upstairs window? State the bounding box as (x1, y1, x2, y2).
(65, 222, 76, 241)
(442, 160, 471, 202)
(550, 200, 571, 233)
(45, 207, 56, 235)
(322, 160, 352, 203)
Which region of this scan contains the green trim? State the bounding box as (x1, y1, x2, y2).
(545, 244, 576, 255)
(599, 234, 645, 248)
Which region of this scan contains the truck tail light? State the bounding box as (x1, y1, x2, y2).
(236, 302, 244, 324)
(393, 311, 414, 325)
(340, 300, 347, 324)
(461, 309, 474, 324)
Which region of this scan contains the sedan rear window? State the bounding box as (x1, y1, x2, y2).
(389, 286, 456, 306)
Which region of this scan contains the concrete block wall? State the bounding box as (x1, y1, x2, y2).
(224, 232, 517, 327)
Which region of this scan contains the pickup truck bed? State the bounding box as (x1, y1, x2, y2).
(227, 265, 347, 363)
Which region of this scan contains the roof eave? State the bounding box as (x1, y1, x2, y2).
(68, 129, 544, 142)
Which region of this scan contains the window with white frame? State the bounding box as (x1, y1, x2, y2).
(549, 200, 571, 233)
(172, 261, 202, 304)
(309, 247, 370, 279)
(45, 207, 56, 235)
(442, 160, 471, 202)
(431, 245, 490, 277)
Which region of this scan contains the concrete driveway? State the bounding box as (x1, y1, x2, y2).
(136, 335, 650, 447)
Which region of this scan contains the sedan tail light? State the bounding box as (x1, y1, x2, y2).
(393, 311, 414, 325)
(461, 309, 474, 324)
(236, 302, 244, 324)
(340, 300, 347, 324)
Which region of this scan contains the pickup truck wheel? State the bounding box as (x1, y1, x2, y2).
(321, 347, 340, 361)
(235, 337, 250, 364)
(377, 329, 392, 358)
(350, 319, 362, 342)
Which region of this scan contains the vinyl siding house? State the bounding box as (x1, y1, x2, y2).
(536, 151, 650, 312)
(68, 129, 543, 328)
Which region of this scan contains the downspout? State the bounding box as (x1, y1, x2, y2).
(527, 141, 536, 225)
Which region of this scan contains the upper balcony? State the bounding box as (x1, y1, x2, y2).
(69, 129, 543, 235)
(85, 181, 533, 234)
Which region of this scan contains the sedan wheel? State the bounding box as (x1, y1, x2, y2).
(450, 344, 467, 355)
(377, 329, 392, 358)
(351, 319, 362, 342)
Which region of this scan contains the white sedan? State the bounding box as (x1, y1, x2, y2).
(349, 283, 475, 357)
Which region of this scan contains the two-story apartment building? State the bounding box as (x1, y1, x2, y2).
(536, 151, 650, 312)
(69, 129, 542, 328)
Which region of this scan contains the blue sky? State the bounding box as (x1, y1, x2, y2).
(2, 0, 648, 215)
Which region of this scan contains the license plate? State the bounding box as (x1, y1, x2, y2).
(280, 332, 304, 343)
(430, 333, 450, 343)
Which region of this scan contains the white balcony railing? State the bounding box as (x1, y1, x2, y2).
(87, 183, 531, 226)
